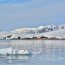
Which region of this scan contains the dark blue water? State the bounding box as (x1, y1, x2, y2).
(0, 40, 65, 65)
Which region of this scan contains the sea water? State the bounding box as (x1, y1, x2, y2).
(0, 40, 65, 65)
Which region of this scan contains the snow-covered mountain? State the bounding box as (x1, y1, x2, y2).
(11, 25, 65, 33)
(0, 24, 65, 39)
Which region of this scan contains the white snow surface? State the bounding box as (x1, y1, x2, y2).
(0, 25, 65, 39)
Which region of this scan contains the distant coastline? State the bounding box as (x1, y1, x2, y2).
(0, 36, 65, 40)
(0, 25, 65, 40)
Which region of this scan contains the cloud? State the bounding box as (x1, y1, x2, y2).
(0, 0, 31, 4)
(0, 1, 32, 21)
(0, 0, 65, 20)
(0, 0, 65, 26)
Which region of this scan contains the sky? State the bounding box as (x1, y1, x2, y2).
(0, 0, 65, 31)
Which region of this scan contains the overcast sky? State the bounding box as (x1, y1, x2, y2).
(0, 0, 65, 31)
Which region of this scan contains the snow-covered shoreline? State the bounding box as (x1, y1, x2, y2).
(0, 25, 65, 40)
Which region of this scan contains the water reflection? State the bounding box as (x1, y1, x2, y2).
(0, 40, 65, 61)
(0, 55, 31, 65)
(5, 55, 30, 60)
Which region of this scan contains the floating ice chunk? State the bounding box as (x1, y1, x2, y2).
(0, 47, 12, 55)
(0, 47, 30, 55)
(17, 50, 30, 55)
